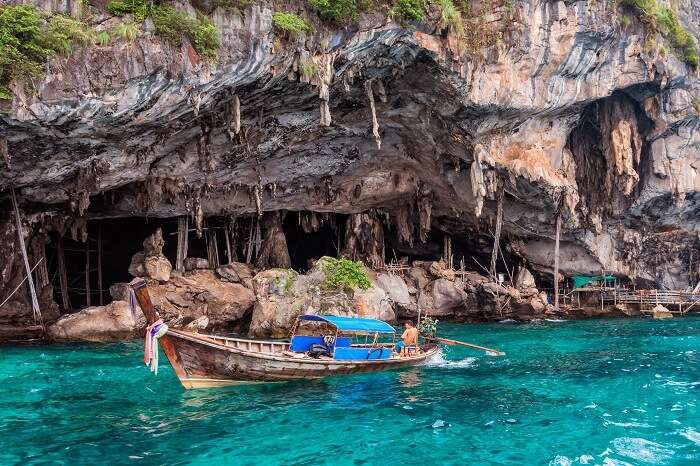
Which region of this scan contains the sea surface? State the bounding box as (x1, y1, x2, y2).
(1, 318, 699, 465)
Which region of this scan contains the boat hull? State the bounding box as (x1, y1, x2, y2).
(160, 330, 439, 388)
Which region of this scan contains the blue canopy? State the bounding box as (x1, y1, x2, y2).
(298, 315, 395, 334)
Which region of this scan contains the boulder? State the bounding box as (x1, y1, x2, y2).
(216, 262, 255, 288)
(144, 255, 172, 282)
(109, 282, 131, 301)
(143, 228, 165, 257)
(128, 252, 146, 277)
(47, 300, 145, 342)
(515, 266, 536, 289)
(375, 273, 412, 306)
(184, 257, 210, 271)
(407, 266, 431, 291)
(418, 278, 468, 316)
(148, 270, 255, 329)
(652, 304, 673, 319)
(249, 259, 396, 337)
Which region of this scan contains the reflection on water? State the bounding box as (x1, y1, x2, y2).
(0, 317, 699, 465)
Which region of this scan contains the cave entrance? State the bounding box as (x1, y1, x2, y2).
(46, 217, 188, 312)
(283, 212, 346, 272)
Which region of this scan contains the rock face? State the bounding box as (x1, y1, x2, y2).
(249, 259, 395, 337)
(128, 229, 173, 282)
(47, 300, 145, 342)
(148, 270, 256, 330)
(1, 0, 700, 331)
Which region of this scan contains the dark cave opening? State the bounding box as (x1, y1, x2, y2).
(283, 212, 347, 272)
(47, 217, 182, 311)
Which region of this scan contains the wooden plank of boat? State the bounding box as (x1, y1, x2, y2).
(167, 329, 439, 387)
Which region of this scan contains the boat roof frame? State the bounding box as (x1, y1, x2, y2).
(296, 314, 396, 334)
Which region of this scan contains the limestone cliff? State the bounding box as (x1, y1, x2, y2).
(1, 0, 699, 331)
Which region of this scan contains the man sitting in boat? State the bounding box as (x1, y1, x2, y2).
(396, 321, 419, 356)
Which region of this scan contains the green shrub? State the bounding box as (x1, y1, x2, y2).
(273, 12, 313, 37)
(432, 0, 463, 35)
(321, 257, 372, 291)
(308, 0, 359, 22)
(107, 0, 152, 22)
(113, 21, 139, 41)
(152, 5, 219, 59)
(621, 15, 632, 28)
(299, 60, 317, 78)
(0, 5, 96, 100)
(395, 0, 425, 21)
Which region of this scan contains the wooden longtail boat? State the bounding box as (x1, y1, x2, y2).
(132, 279, 439, 388)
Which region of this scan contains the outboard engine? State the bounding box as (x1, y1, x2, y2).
(307, 343, 330, 359)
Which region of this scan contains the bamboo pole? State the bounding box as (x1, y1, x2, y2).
(176, 216, 188, 271)
(85, 239, 91, 307)
(224, 219, 232, 264)
(490, 188, 504, 281)
(11, 188, 42, 326)
(57, 235, 71, 312)
(97, 223, 103, 306)
(553, 211, 561, 310)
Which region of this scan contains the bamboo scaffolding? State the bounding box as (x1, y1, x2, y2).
(11, 188, 42, 326)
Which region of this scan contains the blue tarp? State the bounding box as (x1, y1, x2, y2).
(298, 315, 396, 334)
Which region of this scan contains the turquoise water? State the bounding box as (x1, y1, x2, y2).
(1, 318, 699, 465)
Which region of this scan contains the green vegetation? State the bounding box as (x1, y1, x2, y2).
(619, 0, 698, 67)
(299, 60, 317, 78)
(395, 0, 425, 21)
(107, 0, 219, 59)
(96, 30, 110, 46)
(417, 316, 439, 337)
(621, 15, 632, 28)
(272, 12, 313, 37)
(433, 0, 463, 35)
(113, 21, 139, 42)
(692, 97, 700, 115)
(107, 0, 152, 22)
(0, 5, 97, 100)
(321, 257, 372, 291)
(308, 0, 359, 22)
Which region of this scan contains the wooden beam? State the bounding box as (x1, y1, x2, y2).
(97, 223, 103, 306)
(206, 228, 220, 269)
(11, 188, 42, 326)
(490, 188, 504, 281)
(224, 220, 232, 264)
(553, 211, 561, 310)
(176, 216, 188, 271)
(85, 239, 91, 307)
(57, 236, 71, 312)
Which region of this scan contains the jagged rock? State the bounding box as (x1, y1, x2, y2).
(47, 300, 145, 342)
(651, 304, 673, 319)
(184, 257, 210, 271)
(184, 315, 209, 332)
(249, 259, 395, 338)
(148, 270, 255, 329)
(143, 228, 165, 257)
(109, 282, 130, 302)
(515, 267, 536, 289)
(144, 255, 172, 282)
(128, 252, 146, 277)
(216, 262, 255, 289)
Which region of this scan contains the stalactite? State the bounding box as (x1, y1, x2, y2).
(254, 183, 263, 217)
(364, 81, 381, 150)
(394, 206, 414, 247)
(343, 212, 385, 268)
(318, 53, 334, 127)
(0, 135, 9, 166)
(233, 94, 241, 135)
(417, 195, 432, 243)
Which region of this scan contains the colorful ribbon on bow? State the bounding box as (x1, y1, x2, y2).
(144, 319, 168, 375)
